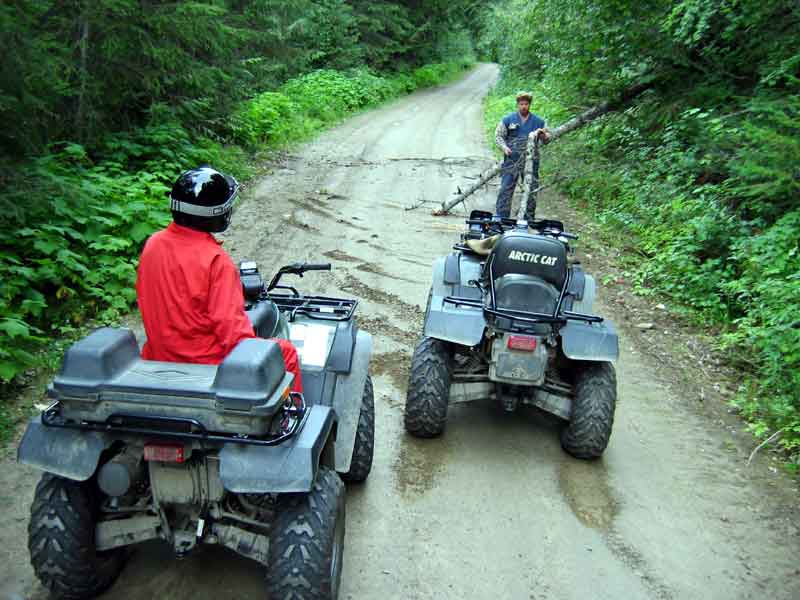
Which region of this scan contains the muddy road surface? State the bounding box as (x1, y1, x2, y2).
(2, 64, 799, 600)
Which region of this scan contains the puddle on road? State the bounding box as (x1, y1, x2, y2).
(557, 458, 618, 530)
(392, 434, 448, 497)
(557, 459, 674, 598)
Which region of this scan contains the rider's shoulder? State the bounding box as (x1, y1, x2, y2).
(502, 112, 518, 125)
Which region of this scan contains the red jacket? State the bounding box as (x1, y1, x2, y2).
(136, 223, 303, 393)
(136, 223, 256, 364)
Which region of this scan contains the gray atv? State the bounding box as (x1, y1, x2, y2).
(18, 261, 373, 600)
(404, 210, 618, 458)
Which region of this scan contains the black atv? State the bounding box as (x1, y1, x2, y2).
(404, 210, 618, 459)
(18, 261, 374, 600)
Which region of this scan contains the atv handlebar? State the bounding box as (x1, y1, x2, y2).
(300, 263, 332, 272)
(267, 262, 332, 292)
(467, 216, 578, 241)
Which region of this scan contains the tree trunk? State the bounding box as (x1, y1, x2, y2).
(436, 81, 654, 215)
(75, 9, 90, 138)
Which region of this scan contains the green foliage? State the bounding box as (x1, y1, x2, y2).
(0, 123, 251, 382)
(0, 0, 480, 157)
(481, 0, 800, 463)
(411, 61, 473, 88)
(0, 57, 472, 385)
(0, 0, 481, 394)
(231, 62, 473, 148)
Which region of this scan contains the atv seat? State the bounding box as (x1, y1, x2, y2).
(487, 232, 568, 317)
(489, 231, 567, 288)
(247, 299, 281, 338)
(493, 275, 560, 314)
(49, 328, 293, 436)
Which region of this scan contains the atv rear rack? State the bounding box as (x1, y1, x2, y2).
(268, 293, 358, 322)
(444, 295, 602, 327)
(444, 260, 603, 331)
(40, 393, 309, 447)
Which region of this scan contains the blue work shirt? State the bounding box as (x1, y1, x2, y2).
(502, 112, 546, 161)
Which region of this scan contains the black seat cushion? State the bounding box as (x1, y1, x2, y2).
(489, 231, 568, 290)
(494, 274, 560, 315)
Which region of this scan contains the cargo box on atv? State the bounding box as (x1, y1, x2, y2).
(47, 327, 293, 436)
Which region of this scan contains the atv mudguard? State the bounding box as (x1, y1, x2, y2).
(219, 404, 335, 494)
(560, 320, 619, 363)
(17, 405, 337, 494)
(287, 318, 373, 474)
(17, 416, 110, 481)
(424, 253, 487, 346)
(329, 329, 372, 472)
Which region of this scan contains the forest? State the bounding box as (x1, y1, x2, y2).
(0, 0, 476, 395)
(481, 0, 800, 463)
(1, 0, 798, 464)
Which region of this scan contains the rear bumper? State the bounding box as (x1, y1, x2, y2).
(18, 405, 336, 494)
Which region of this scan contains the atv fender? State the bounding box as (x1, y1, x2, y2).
(331, 330, 372, 472)
(17, 416, 111, 481)
(219, 404, 335, 494)
(561, 320, 619, 363)
(424, 254, 487, 346)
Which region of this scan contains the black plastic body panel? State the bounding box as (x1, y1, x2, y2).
(246, 301, 281, 338)
(326, 321, 357, 373)
(494, 275, 560, 314)
(490, 232, 568, 289)
(566, 265, 586, 301)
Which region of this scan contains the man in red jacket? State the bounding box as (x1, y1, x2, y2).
(136, 166, 302, 392)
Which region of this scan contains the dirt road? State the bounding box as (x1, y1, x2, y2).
(2, 63, 798, 600)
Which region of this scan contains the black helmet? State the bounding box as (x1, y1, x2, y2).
(169, 166, 239, 233)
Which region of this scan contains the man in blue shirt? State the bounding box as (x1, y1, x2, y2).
(494, 91, 550, 219)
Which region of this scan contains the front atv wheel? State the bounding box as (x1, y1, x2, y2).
(560, 361, 617, 459)
(341, 375, 375, 483)
(404, 337, 452, 437)
(267, 468, 346, 600)
(29, 473, 124, 599)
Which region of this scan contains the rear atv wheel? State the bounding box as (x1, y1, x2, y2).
(560, 361, 617, 459)
(29, 473, 124, 600)
(267, 468, 346, 600)
(341, 375, 375, 483)
(404, 337, 452, 437)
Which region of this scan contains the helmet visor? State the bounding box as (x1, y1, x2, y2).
(170, 176, 239, 218)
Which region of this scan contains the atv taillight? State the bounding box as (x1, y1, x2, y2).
(144, 442, 185, 463)
(507, 335, 538, 351)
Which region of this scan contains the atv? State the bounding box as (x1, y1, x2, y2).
(404, 210, 618, 458)
(18, 261, 373, 600)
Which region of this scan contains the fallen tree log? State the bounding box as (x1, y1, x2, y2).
(435, 81, 654, 215)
